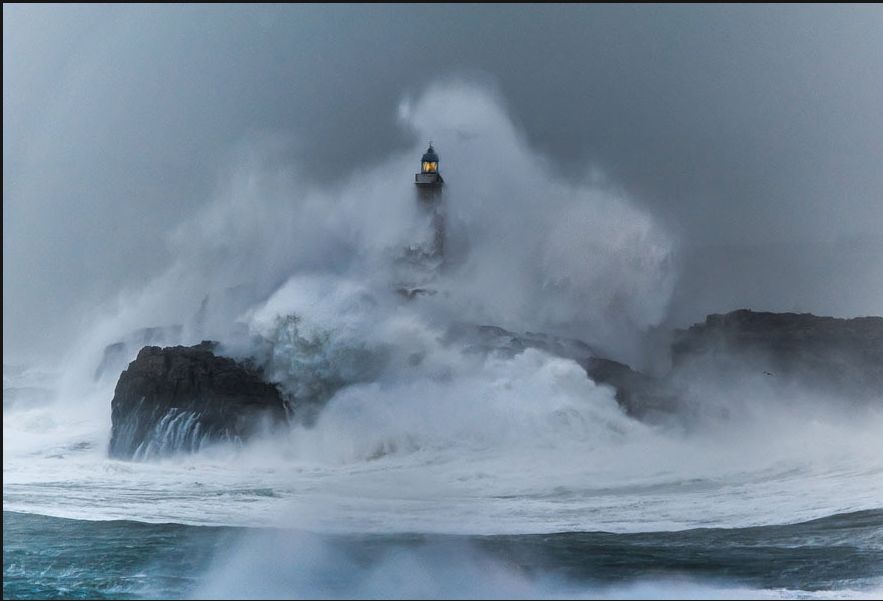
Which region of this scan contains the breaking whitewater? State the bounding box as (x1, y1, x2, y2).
(4, 84, 883, 599)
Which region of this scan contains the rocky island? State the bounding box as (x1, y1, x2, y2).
(108, 341, 289, 460)
(108, 310, 883, 460)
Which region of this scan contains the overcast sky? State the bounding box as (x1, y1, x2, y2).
(5, 4, 883, 363)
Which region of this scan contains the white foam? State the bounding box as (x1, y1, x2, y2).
(5, 349, 883, 534)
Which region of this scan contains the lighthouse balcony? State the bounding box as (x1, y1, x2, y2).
(415, 172, 443, 187)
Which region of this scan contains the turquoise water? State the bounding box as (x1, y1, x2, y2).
(2, 512, 231, 599)
(5, 510, 882, 599)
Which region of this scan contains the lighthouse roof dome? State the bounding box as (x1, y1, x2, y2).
(421, 144, 439, 163)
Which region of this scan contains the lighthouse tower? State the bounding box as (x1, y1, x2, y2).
(394, 144, 446, 298)
(415, 143, 445, 261)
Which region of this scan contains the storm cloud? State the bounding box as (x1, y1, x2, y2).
(5, 4, 883, 363)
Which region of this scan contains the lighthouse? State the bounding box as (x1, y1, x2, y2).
(394, 143, 446, 298)
(415, 143, 445, 261)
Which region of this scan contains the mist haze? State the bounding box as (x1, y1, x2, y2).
(5, 6, 883, 599)
(5, 4, 883, 365)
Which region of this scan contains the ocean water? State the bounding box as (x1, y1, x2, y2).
(5, 510, 882, 600)
(5, 353, 883, 599)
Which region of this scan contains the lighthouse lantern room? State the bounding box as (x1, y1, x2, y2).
(415, 143, 444, 191)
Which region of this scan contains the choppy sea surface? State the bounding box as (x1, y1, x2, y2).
(5, 509, 883, 600)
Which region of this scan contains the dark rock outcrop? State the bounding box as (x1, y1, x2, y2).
(449, 310, 883, 419)
(108, 310, 882, 461)
(672, 310, 883, 400)
(109, 342, 289, 460)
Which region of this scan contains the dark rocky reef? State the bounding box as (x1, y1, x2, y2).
(108, 341, 289, 460)
(109, 309, 881, 460)
(449, 309, 883, 419)
(672, 310, 883, 400)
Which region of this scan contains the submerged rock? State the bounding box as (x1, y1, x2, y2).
(108, 342, 289, 460)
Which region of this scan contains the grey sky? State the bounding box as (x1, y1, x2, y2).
(5, 4, 883, 363)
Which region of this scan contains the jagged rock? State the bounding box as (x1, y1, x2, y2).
(108, 341, 289, 460)
(672, 310, 883, 400)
